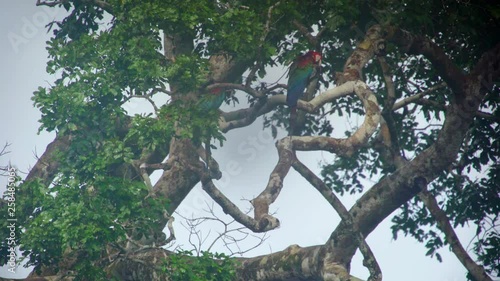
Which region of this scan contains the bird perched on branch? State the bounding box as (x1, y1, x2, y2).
(198, 87, 227, 111)
(286, 50, 322, 135)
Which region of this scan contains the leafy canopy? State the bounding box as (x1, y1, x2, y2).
(1, 0, 499, 279)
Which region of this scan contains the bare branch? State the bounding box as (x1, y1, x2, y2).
(0, 142, 12, 176)
(0, 142, 10, 157)
(165, 216, 176, 244)
(177, 203, 268, 256)
(250, 137, 293, 226)
(393, 82, 447, 111)
(287, 82, 381, 156)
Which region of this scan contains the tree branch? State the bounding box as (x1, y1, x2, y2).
(292, 20, 319, 46)
(220, 80, 380, 135)
(292, 159, 382, 281)
(325, 25, 497, 272)
(200, 176, 279, 232)
(419, 190, 492, 281)
(392, 82, 447, 111)
(25, 134, 70, 185)
(385, 26, 466, 99)
(206, 82, 265, 98)
(337, 25, 386, 84)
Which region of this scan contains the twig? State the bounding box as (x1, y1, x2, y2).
(175, 203, 267, 256)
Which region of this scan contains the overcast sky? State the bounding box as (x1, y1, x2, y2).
(0, 3, 478, 281)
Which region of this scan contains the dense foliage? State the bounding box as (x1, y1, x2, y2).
(1, 0, 499, 280)
(163, 251, 236, 281)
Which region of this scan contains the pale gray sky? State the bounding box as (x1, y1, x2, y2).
(0, 3, 474, 280)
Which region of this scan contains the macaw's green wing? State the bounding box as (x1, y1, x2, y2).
(198, 90, 227, 111)
(286, 64, 314, 107)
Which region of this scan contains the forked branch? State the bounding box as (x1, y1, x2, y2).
(292, 159, 382, 281)
(200, 175, 280, 232)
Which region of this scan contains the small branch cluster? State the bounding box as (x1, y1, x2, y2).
(0, 142, 12, 176)
(176, 203, 268, 257)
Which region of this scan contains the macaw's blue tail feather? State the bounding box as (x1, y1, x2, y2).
(286, 78, 309, 107)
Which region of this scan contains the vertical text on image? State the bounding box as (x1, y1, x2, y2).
(5, 167, 18, 273)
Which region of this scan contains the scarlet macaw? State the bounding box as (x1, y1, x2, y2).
(286, 50, 322, 135)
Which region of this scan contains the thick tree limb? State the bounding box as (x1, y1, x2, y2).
(250, 137, 293, 228)
(325, 29, 500, 272)
(25, 134, 70, 185)
(336, 25, 386, 84)
(385, 26, 466, 99)
(220, 80, 380, 134)
(419, 190, 492, 281)
(292, 159, 382, 281)
(378, 49, 492, 281)
(151, 139, 202, 215)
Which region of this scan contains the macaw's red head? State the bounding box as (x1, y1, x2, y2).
(209, 87, 222, 95)
(306, 50, 322, 64)
(296, 51, 321, 67)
